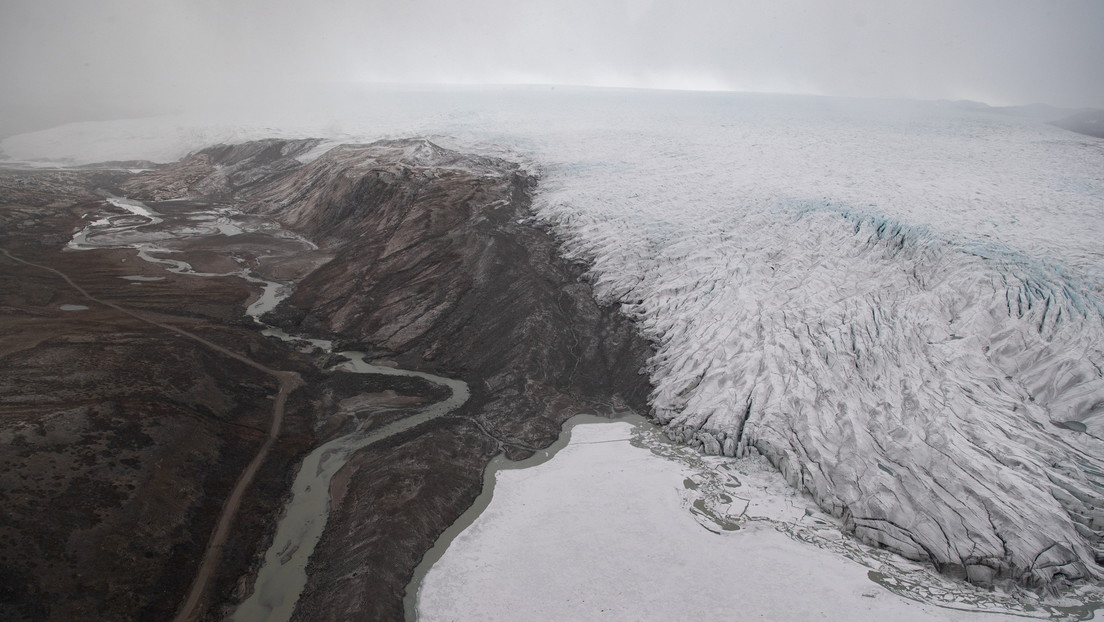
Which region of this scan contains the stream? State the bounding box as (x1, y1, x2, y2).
(229, 333, 469, 622)
(68, 195, 470, 622)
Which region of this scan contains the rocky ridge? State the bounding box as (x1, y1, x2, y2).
(117, 138, 652, 620)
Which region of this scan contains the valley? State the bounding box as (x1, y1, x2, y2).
(0, 139, 651, 620)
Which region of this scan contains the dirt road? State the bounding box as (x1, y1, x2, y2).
(0, 248, 303, 622)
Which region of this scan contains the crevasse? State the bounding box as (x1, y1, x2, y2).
(535, 194, 1104, 589)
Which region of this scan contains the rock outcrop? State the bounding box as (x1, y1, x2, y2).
(237, 139, 651, 620)
(114, 138, 652, 620)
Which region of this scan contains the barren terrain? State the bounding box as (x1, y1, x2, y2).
(0, 139, 651, 621)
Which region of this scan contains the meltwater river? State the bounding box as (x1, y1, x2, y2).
(67, 194, 470, 622)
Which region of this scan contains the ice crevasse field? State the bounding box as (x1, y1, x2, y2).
(5, 87, 1104, 614)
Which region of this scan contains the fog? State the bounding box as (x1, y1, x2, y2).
(2, 0, 1102, 136)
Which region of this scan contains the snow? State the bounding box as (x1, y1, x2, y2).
(416, 419, 1049, 621)
(105, 196, 156, 218)
(6, 87, 1104, 595)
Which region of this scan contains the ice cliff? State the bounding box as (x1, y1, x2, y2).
(526, 99, 1104, 590)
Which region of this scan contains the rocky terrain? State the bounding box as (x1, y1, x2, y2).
(7, 126, 1100, 622)
(0, 139, 651, 621)
(0, 167, 322, 621)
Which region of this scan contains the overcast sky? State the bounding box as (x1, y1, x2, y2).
(1, 0, 1101, 133)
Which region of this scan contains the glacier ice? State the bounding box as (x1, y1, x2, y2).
(522, 96, 1104, 589)
(4, 88, 1104, 590)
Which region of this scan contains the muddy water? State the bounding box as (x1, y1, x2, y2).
(67, 196, 471, 622)
(231, 353, 468, 622)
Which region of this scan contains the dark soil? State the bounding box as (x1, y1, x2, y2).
(0, 139, 654, 622)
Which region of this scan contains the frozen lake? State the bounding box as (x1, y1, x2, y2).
(414, 417, 1059, 621)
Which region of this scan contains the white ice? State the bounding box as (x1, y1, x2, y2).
(417, 420, 1040, 621)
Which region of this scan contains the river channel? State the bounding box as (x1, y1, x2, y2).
(68, 195, 471, 621)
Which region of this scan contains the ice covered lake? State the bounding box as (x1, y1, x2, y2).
(6, 86, 1104, 616)
(412, 416, 1058, 621)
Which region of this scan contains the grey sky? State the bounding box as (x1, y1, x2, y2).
(1, 0, 1101, 133)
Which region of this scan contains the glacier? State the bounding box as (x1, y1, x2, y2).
(4, 87, 1104, 591)
(519, 95, 1104, 589)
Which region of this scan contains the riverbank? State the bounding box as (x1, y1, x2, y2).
(0, 167, 323, 621)
(404, 413, 625, 620)
(0, 138, 655, 620)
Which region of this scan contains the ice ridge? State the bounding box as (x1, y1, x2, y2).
(536, 197, 1104, 589)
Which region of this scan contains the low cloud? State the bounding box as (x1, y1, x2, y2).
(2, 0, 1100, 134)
